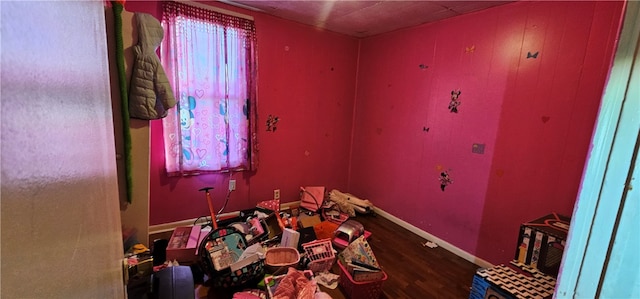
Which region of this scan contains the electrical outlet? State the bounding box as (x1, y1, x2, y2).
(229, 180, 236, 191)
(274, 189, 280, 200)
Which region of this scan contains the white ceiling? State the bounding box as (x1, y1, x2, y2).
(222, 0, 514, 37)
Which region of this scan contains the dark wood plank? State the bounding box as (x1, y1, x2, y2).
(349, 214, 479, 299)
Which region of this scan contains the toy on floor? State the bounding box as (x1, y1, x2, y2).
(332, 219, 371, 249)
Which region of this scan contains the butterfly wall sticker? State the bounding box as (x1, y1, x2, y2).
(465, 45, 475, 53)
(266, 114, 279, 132)
(527, 51, 539, 59)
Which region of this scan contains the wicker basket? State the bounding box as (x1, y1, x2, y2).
(302, 238, 335, 273)
(265, 247, 300, 273)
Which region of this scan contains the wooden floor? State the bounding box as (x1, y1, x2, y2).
(337, 214, 479, 299)
(149, 213, 480, 299)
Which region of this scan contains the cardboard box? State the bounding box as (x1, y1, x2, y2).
(166, 226, 202, 264)
(298, 213, 322, 228)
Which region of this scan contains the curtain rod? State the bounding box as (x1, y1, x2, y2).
(175, 0, 254, 21)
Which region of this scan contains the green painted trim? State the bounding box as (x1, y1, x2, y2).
(112, 2, 133, 204)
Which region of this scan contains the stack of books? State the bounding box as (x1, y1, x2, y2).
(338, 235, 384, 282)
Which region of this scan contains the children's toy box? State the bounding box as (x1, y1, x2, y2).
(514, 213, 570, 277)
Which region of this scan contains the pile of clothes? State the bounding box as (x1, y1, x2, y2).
(232, 268, 333, 299)
(325, 189, 375, 217)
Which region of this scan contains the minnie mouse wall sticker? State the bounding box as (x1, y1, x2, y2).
(179, 95, 197, 164)
(448, 90, 461, 113)
(439, 170, 453, 191)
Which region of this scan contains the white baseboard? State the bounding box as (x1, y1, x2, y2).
(148, 202, 493, 269)
(149, 201, 302, 235)
(373, 207, 493, 269)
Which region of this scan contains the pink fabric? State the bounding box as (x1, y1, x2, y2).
(257, 199, 280, 212)
(232, 289, 266, 299)
(272, 268, 317, 299)
(300, 187, 325, 212)
(232, 293, 261, 299)
(314, 292, 332, 299)
(160, 1, 258, 176)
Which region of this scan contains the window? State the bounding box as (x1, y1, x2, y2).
(160, 1, 258, 176)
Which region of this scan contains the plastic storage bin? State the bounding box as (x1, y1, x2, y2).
(338, 260, 387, 299)
(302, 238, 335, 273)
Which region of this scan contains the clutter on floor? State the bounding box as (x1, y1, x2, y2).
(327, 189, 375, 217)
(141, 187, 384, 299)
(264, 268, 316, 298)
(422, 241, 438, 248)
(337, 236, 385, 283)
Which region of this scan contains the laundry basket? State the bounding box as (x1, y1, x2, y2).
(338, 260, 387, 299)
(302, 238, 335, 273)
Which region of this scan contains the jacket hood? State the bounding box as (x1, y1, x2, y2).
(135, 13, 164, 52)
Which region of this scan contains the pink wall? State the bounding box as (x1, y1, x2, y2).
(348, 1, 623, 264)
(124, 1, 624, 265)
(124, 1, 359, 225)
